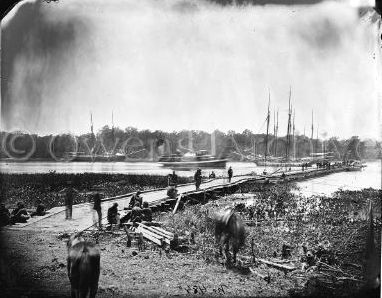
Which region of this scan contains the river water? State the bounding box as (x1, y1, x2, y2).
(0, 160, 380, 196)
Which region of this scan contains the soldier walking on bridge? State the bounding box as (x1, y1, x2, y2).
(92, 192, 102, 229)
(168, 170, 178, 188)
(60, 181, 78, 220)
(228, 166, 233, 183)
(194, 168, 202, 190)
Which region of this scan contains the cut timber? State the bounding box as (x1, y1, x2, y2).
(142, 221, 162, 227)
(138, 223, 174, 240)
(150, 226, 174, 239)
(149, 225, 174, 237)
(136, 225, 173, 246)
(257, 258, 296, 272)
(135, 226, 164, 246)
(137, 223, 178, 248)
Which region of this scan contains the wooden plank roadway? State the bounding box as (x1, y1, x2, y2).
(5, 167, 345, 233)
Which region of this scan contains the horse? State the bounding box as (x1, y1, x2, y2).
(214, 208, 246, 266)
(67, 234, 100, 298)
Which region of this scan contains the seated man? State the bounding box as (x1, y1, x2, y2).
(166, 186, 178, 199)
(141, 202, 152, 222)
(107, 203, 120, 226)
(128, 191, 143, 209)
(0, 203, 10, 227)
(209, 171, 216, 179)
(131, 202, 142, 223)
(31, 200, 46, 217)
(10, 202, 30, 224)
(120, 210, 132, 224)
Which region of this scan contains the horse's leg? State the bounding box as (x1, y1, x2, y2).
(71, 287, 78, 298)
(78, 288, 88, 298)
(224, 238, 230, 267)
(89, 284, 98, 298)
(232, 241, 238, 264)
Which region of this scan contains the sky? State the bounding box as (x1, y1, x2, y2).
(1, 0, 381, 140)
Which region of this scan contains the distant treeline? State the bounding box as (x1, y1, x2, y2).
(0, 126, 380, 161)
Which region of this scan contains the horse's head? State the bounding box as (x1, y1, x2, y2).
(67, 233, 85, 250)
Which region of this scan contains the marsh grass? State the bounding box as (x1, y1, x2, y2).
(0, 172, 192, 208)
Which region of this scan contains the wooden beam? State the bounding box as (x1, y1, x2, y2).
(135, 226, 164, 246)
(138, 223, 174, 240)
(173, 195, 183, 214)
(149, 226, 175, 239)
(257, 258, 296, 271)
(136, 225, 173, 246)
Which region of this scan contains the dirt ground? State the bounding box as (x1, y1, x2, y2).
(0, 229, 295, 298)
(0, 187, 380, 298)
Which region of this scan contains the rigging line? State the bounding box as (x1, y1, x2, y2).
(256, 117, 268, 135)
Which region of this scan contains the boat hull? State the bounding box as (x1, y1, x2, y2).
(254, 161, 311, 167)
(160, 159, 227, 169)
(70, 155, 126, 162)
(345, 167, 362, 172)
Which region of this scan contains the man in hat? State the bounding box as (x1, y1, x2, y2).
(129, 191, 143, 209)
(228, 166, 233, 183)
(107, 202, 120, 228)
(194, 168, 202, 190)
(141, 201, 153, 222)
(10, 202, 30, 224)
(92, 192, 103, 229)
(0, 203, 10, 227)
(131, 202, 143, 223)
(60, 181, 79, 220)
(31, 199, 46, 217)
(168, 170, 178, 188)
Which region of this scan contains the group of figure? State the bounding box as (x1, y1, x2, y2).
(107, 191, 153, 229)
(0, 200, 46, 227)
(316, 161, 331, 169)
(194, 167, 233, 190)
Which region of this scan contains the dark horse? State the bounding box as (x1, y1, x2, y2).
(214, 208, 245, 266)
(67, 234, 100, 298)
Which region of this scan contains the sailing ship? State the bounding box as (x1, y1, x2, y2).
(254, 87, 308, 168)
(66, 112, 127, 162)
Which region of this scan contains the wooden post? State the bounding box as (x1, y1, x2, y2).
(172, 195, 183, 214)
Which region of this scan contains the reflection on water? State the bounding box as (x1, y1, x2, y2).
(0, 161, 255, 177)
(0, 160, 380, 195)
(295, 160, 381, 196)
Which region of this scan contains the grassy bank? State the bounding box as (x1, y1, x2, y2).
(0, 172, 192, 209)
(1, 182, 380, 297)
(157, 186, 381, 297)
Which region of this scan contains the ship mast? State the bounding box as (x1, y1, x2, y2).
(316, 124, 319, 159)
(285, 87, 292, 161)
(293, 109, 296, 160)
(311, 110, 314, 155)
(111, 111, 115, 154)
(273, 109, 276, 155)
(90, 112, 94, 136)
(274, 109, 279, 157)
(264, 89, 271, 169)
